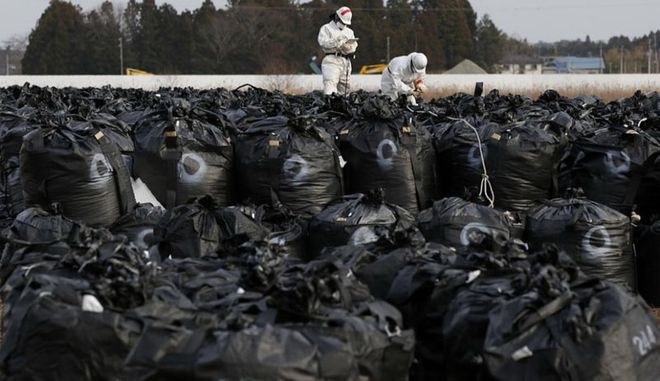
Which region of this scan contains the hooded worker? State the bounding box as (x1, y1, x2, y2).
(381, 52, 429, 105)
(317, 6, 358, 95)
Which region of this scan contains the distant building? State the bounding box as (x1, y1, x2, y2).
(498, 62, 543, 75)
(498, 63, 544, 75)
(542, 56, 605, 74)
(496, 54, 543, 74)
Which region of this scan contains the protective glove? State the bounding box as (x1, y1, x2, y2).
(414, 80, 428, 93)
(407, 94, 418, 106)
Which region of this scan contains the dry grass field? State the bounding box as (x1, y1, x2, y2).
(273, 82, 657, 102)
(421, 86, 645, 102)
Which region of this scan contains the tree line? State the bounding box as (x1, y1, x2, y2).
(22, 0, 508, 74)
(21, 0, 660, 75)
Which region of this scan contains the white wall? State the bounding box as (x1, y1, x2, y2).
(0, 74, 659, 94)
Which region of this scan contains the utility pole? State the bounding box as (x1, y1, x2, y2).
(386, 36, 391, 63)
(599, 44, 603, 74)
(620, 45, 624, 74)
(655, 33, 659, 73)
(5, 46, 9, 76)
(649, 38, 653, 74)
(119, 37, 124, 75)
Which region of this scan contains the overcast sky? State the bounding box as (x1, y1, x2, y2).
(2, 0, 660, 44)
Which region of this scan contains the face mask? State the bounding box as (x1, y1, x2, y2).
(336, 20, 346, 30)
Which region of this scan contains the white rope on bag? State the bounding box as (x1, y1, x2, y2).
(448, 117, 496, 208)
(409, 108, 496, 207)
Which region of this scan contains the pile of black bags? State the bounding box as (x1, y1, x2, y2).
(0, 85, 659, 380)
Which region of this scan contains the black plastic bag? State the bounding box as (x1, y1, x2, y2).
(235, 115, 343, 218)
(20, 120, 136, 227)
(134, 99, 234, 208)
(253, 204, 308, 259)
(111, 203, 166, 250)
(307, 190, 416, 259)
(339, 98, 436, 214)
(417, 197, 512, 251)
(431, 117, 499, 198)
(385, 259, 479, 380)
(152, 196, 224, 258)
(487, 122, 563, 212)
(322, 245, 415, 300)
(153, 196, 269, 259)
(441, 269, 525, 380)
(484, 280, 660, 381)
(215, 206, 270, 252)
(526, 197, 634, 290)
(8, 203, 75, 238)
(0, 274, 140, 381)
(561, 126, 660, 217)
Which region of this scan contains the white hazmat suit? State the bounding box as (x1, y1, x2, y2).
(318, 20, 358, 95)
(381, 53, 428, 103)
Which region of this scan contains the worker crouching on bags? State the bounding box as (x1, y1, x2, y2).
(318, 6, 358, 95)
(381, 52, 428, 105)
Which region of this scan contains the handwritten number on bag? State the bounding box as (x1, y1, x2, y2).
(632, 325, 657, 356)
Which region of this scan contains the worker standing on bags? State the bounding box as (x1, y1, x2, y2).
(318, 6, 358, 95)
(381, 52, 428, 105)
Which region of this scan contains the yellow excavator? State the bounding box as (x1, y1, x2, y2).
(310, 56, 388, 75)
(358, 64, 388, 74)
(125, 68, 153, 76)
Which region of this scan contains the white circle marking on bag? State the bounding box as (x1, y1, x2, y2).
(282, 154, 311, 183)
(603, 151, 631, 176)
(581, 225, 612, 259)
(467, 143, 487, 170)
(90, 153, 113, 180)
(178, 153, 208, 183)
(459, 222, 493, 246)
(376, 139, 398, 171)
(134, 227, 154, 249)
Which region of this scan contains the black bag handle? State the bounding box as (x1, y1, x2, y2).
(517, 291, 574, 333)
(161, 117, 182, 209)
(396, 119, 426, 210)
(94, 130, 136, 215)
